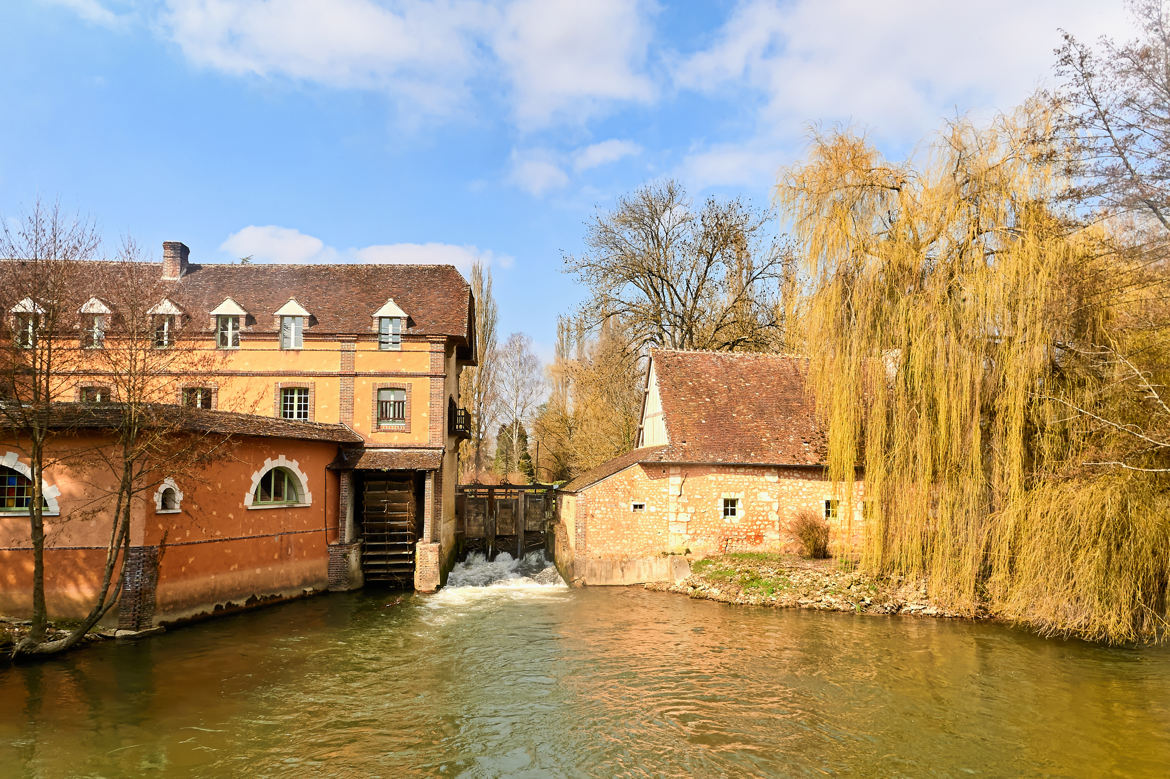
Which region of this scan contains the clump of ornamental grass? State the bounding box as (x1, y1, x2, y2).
(791, 509, 830, 559)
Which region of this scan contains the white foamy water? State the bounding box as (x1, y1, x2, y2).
(425, 551, 567, 611)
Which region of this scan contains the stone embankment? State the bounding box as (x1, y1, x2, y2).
(646, 553, 987, 620)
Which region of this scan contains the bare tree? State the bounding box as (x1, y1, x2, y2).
(0, 201, 100, 645)
(495, 332, 544, 478)
(458, 260, 499, 481)
(565, 179, 796, 353)
(1057, 0, 1170, 234)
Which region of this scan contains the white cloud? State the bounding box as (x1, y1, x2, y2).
(573, 139, 641, 172)
(493, 0, 655, 127)
(676, 0, 1132, 143)
(161, 0, 493, 116)
(41, 0, 126, 27)
(219, 225, 511, 272)
(507, 148, 570, 196)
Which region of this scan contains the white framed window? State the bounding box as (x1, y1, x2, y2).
(154, 478, 184, 514)
(723, 497, 740, 519)
(82, 314, 106, 349)
(281, 387, 310, 420)
(14, 313, 37, 349)
(378, 317, 403, 350)
(216, 315, 240, 349)
(280, 316, 304, 350)
(377, 388, 406, 425)
(183, 387, 213, 409)
(244, 456, 312, 510)
(631, 501, 646, 512)
(153, 314, 176, 348)
(824, 499, 840, 519)
(80, 386, 110, 403)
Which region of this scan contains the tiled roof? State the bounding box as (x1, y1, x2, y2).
(649, 349, 826, 466)
(343, 448, 444, 471)
(561, 446, 667, 493)
(0, 258, 474, 344)
(0, 403, 364, 443)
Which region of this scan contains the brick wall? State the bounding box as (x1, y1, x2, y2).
(560, 462, 864, 562)
(118, 545, 160, 631)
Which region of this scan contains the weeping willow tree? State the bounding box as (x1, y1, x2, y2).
(776, 108, 1170, 643)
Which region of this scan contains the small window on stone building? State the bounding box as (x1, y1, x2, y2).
(631, 502, 646, 512)
(723, 497, 739, 518)
(825, 499, 840, 519)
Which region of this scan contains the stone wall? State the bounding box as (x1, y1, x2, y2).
(556, 462, 864, 585)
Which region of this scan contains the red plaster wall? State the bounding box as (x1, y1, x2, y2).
(0, 432, 340, 624)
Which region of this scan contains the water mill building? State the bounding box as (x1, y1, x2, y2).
(554, 349, 864, 585)
(0, 242, 475, 630)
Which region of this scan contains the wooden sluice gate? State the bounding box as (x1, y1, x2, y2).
(455, 485, 555, 560)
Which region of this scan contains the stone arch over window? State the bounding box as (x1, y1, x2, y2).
(0, 451, 60, 516)
(244, 456, 312, 510)
(153, 477, 183, 514)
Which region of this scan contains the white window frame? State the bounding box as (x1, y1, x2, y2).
(153, 314, 176, 349)
(722, 497, 740, 519)
(281, 387, 310, 420)
(83, 314, 106, 349)
(14, 313, 37, 349)
(378, 316, 403, 350)
(216, 315, 240, 349)
(824, 499, 840, 519)
(280, 316, 304, 350)
(243, 456, 312, 510)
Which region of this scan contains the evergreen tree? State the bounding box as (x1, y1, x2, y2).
(493, 423, 513, 478)
(516, 423, 535, 483)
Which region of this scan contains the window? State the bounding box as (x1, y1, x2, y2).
(183, 387, 213, 409)
(82, 314, 106, 349)
(216, 315, 240, 349)
(1, 466, 34, 512)
(153, 314, 175, 348)
(160, 487, 178, 511)
(280, 316, 304, 350)
(723, 497, 740, 519)
(825, 499, 840, 519)
(631, 502, 646, 512)
(80, 386, 109, 403)
(377, 388, 406, 425)
(378, 317, 403, 350)
(14, 313, 37, 349)
(253, 467, 301, 506)
(281, 387, 310, 420)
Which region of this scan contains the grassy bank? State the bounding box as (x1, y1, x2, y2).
(647, 553, 987, 620)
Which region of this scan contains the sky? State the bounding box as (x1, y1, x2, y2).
(0, 0, 1135, 361)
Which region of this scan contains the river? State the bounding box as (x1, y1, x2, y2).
(2, 552, 1169, 777)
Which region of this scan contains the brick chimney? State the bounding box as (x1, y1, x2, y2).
(162, 241, 189, 280)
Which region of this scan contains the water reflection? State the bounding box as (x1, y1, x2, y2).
(1, 571, 1168, 777)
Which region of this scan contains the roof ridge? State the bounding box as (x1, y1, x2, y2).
(652, 347, 809, 360)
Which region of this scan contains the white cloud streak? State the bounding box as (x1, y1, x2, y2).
(219, 225, 512, 272)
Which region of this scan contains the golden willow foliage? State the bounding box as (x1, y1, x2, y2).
(776, 110, 1170, 643)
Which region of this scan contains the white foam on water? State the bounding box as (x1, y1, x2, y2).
(425, 551, 568, 610)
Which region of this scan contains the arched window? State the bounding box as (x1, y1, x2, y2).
(153, 477, 184, 514)
(1, 466, 35, 512)
(244, 456, 312, 510)
(253, 467, 302, 506)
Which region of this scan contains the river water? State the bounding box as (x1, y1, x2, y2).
(2, 552, 1169, 777)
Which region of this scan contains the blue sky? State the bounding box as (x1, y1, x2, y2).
(0, 0, 1131, 361)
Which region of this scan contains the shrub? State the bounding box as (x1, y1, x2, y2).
(791, 509, 830, 559)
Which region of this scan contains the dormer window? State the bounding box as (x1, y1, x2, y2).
(153, 315, 176, 348)
(281, 316, 303, 350)
(373, 299, 407, 351)
(83, 314, 107, 349)
(11, 298, 43, 349)
(210, 298, 247, 350)
(147, 299, 183, 349)
(217, 316, 240, 349)
(379, 317, 402, 350)
(275, 299, 310, 351)
(79, 297, 111, 349)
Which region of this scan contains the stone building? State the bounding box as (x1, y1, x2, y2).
(554, 349, 862, 585)
(0, 242, 475, 629)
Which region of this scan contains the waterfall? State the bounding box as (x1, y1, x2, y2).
(444, 550, 565, 589)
